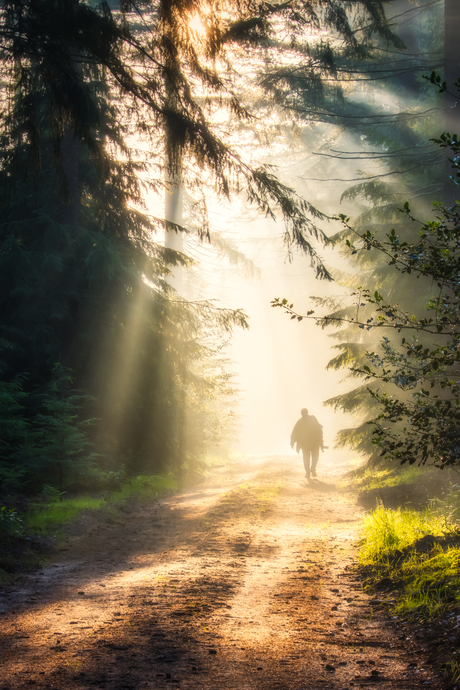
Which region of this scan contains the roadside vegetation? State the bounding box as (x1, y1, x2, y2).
(341, 463, 426, 492)
(356, 475, 460, 683)
(0, 473, 178, 582)
(25, 475, 177, 534)
(359, 490, 460, 617)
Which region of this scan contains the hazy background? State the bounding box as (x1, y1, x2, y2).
(178, 191, 358, 458)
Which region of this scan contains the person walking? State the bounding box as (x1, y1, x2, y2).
(290, 408, 324, 480)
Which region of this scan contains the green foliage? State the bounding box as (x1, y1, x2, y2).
(111, 474, 178, 501)
(33, 364, 99, 490)
(0, 0, 424, 491)
(269, 0, 446, 462)
(358, 503, 460, 629)
(0, 1, 255, 487)
(0, 506, 23, 542)
(0, 0, 381, 272)
(359, 506, 446, 563)
(430, 483, 460, 525)
(0, 361, 31, 490)
(285, 162, 460, 468)
(339, 135, 460, 468)
(25, 474, 177, 536)
(0, 472, 176, 578)
(343, 464, 425, 492)
(0, 362, 100, 491)
(25, 496, 106, 535)
(388, 546, 460, 621)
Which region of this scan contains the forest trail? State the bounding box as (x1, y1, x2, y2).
(0, 456, 441, 689)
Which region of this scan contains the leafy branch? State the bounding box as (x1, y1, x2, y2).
(273, 126, 460, 468)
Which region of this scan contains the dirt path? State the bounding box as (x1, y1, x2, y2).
(0, 456, 442, 689)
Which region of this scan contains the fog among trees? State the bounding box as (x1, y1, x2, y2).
(0, 0, 458, 493)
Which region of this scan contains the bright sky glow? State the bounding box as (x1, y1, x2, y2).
(129, 4, 441, 460)
(187, 11, 208, 40)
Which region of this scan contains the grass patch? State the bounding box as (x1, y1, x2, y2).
(25, 474, 178, 536)
(359, 505, 446, 563)
(25, 495, 107, 533)
(359, 506, 460, 618)
(393, 546, 460, 619)
(110, 474, 177, 503)
(209, 480, 283, 524)
(0, 474, 178, 580)
(444, 660, 460, 685)
(343, 464, 426, 492)
(252, 482, 283, 514)
(359, 501, 460, 683)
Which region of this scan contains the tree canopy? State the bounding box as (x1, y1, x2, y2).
(267, 0, 455, 462)
(274, 116, 460, 470)
(0, 0, 408, 491)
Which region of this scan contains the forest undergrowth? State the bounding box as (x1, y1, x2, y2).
(0, 473, 180, 581)
(340, 463, 427, 492)
(356, 472, 460, 685)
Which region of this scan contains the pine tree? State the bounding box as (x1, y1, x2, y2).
(0, 0, 249, 482)
(268, 0, 451, 462)
(320, 1, 459, 463)
(333, 128, 460, 470)
(0, 0, 407, 486)
(33, 364, 99, 491)
(0, 347, 31, 491)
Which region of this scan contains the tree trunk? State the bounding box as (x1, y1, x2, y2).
(164, 147, 184, 293)
(164, 59, 185, 293)
(60, 126, 80, 230)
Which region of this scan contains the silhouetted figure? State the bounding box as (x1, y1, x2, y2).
(290, 408, 324, 480)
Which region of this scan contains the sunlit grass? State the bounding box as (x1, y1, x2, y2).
(253, 482, 282, 514)
(254, 482, 282, 501)
(359, 506, 446, 562)
(393, 546, 460, 619)
(26, 496, 107, 533)
(359, 505, 460, 622)
(25, 475, 177, 536)
(111, 474, 177, 501)
(342, 464, 426, 491)
(203, 480, 283, 526)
